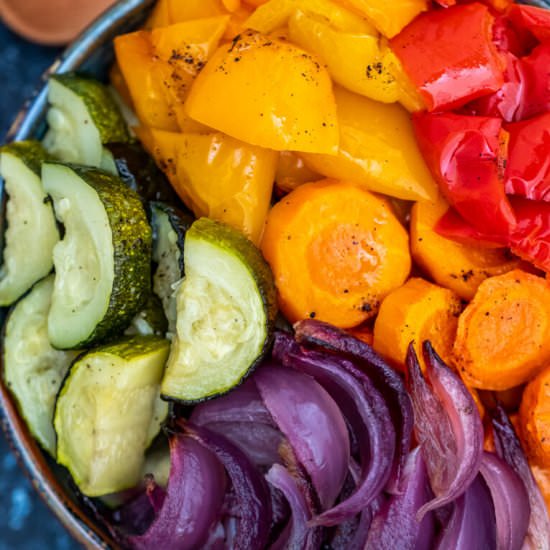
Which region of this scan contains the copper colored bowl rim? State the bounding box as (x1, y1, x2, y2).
(1, 1, 154, 548)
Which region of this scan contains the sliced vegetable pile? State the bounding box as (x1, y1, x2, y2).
(1, 0, 550, 548)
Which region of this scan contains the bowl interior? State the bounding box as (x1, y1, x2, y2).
(0, 1, 154, 548)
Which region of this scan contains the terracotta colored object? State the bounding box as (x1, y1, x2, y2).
(0, 0, 118, 45)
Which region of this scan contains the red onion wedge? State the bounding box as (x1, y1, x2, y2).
(406, 341, 483, 518)
(128, 433, 226, 550)
(293, 320, 414, 491)
(183, 422, 273, 550)
(266, 464, 322, 550)
(255, 363, 350, 511)
(436, 475, 497, 550)
(191, 378, 272, 426)
(191, 380, 283, 468)
(491, 405, 550, 550)
(479, 452, 530, 550)
(273, 331, 395, 526)
(365, 448, 435, 550)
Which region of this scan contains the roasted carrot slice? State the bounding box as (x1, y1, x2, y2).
(519, 366, 550, 468)
(453, 270, 550, 390)
(411, 194, 522, 300)
(261, 179, 411, 328)
(373, 277, 461, 371)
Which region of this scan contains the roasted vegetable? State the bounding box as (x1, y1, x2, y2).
(184, 30, 339, 153)
(173, 133, 277, 245)
(261, 179, 411, 328)
(287, 9, 422, 110)
(150, 202, 193, 335)
(42, 163, 151, 349)
(453, 270, 550, 390)
(43, 74, 130, 169)
(54, 336, 170, 497)
(0, 141, 59, 306)
(114, 17, 229, 132)
(391, 3, 504, 111)
(301, 86, 437, 201)
(519, 366, 550, 469)
(2, 276, 79, 456)
(161, 218, 277, 403)
(410, 195, 522, 300)
(373, 277, 461, 371)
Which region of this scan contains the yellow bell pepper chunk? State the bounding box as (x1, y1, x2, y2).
(147, 0, 228, 29)
(147, 0, 251, 41)
(115, 17, 229, 132)
(221, 0, 242, 11)
(136, 127, 276, 244)
(243, 0, 270, 6)
(185, 31, 339, 154)
(115, 31, 179, 131)
(245, 0, 376, 34)
(145, 0, 171, 29)
(175, 133, 278, 244)
(288, 10, 421, 108)
(301, 86, 438, 202)
(223, 5, 255, 39)
(336, 0, 429, 38)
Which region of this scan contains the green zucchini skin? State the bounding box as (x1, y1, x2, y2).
(54, 335, 170, 497)
(2, 140, 51, 174)
(2, 276, 79, 456)
(161, 218, 278, 404)
(50, 74, 130, 145)
(150, 202, 194, 335)
(44, 74, 130, 169)
(104, 143, 182, 206)
(43, 163, 152, 349)
(0, 141, 59, 306)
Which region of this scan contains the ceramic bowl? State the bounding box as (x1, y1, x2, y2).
(0, 1, 153, 547)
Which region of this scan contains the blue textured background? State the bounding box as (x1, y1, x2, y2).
(0, 21, 78, 550)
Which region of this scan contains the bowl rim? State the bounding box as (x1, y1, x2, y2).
(1, 1, 154, 548)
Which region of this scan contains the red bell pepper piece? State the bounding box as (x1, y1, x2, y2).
(509, 197, 550, 273)
(437, 199, 550, 275)
(436, 207, 509, 247)
(390, 3, 505, 111)
(462, 52, 526, 121)
(462, 41, 550, 122)
(518, 42, 550, 120)
(492, 14, 529, 57)
(508, 4, 550, 44)
(505, 112, 550, 202)
(413, 112, 503, 171)
(413, 112, 515, 238)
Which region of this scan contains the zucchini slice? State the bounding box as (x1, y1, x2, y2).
(0, 141, 59, 305)
(2, 276, 79, 456)
(125, 294, 169, 337)
(150, 202, 193, 335)
(161, 218, 277, 403)
(43, 74, 130, 169)
(54, 336, 170, 497)
(42, 163, 152, 349)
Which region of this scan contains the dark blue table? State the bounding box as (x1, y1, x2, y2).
(0, 21, 78, 550)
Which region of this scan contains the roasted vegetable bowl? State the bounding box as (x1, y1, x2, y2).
(2, 0, 550, 548)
